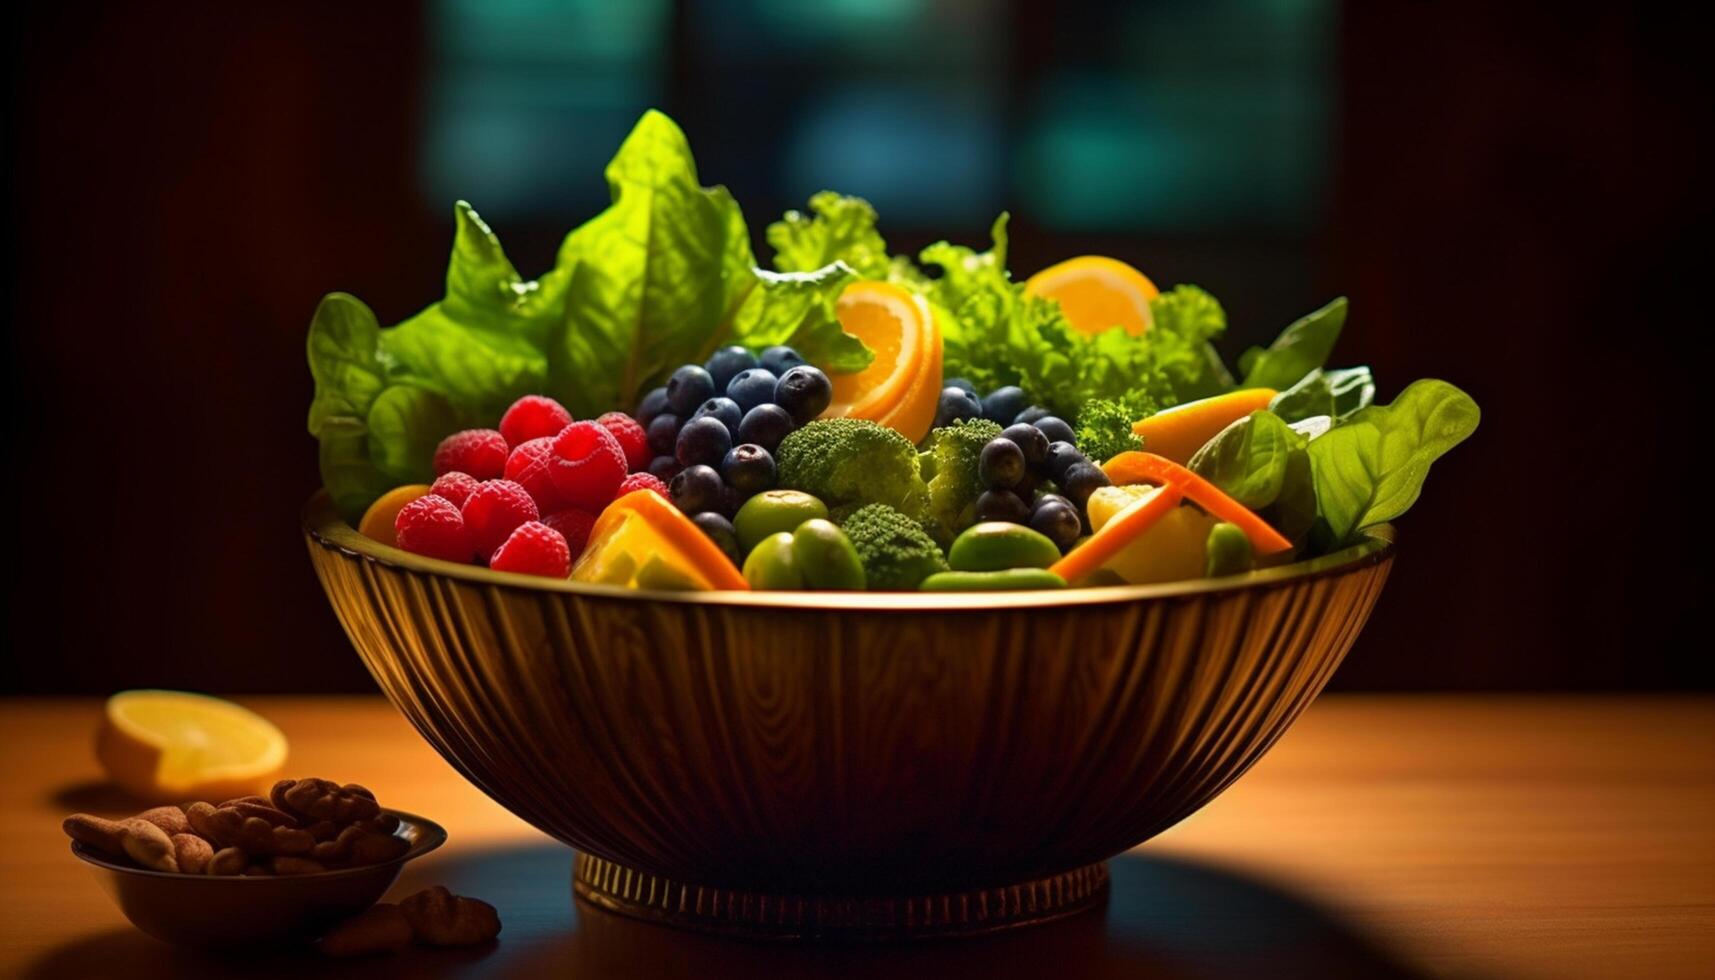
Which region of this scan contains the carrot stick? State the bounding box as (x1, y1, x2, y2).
(1101, 452, 1294, 556)
(1048, 484, 1184, 585)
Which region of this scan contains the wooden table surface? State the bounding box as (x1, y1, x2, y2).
(1, 695, 1710, 979)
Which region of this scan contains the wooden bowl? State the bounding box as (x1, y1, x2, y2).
(70, 808, 445, 948)
(303, 491, 1393, 941)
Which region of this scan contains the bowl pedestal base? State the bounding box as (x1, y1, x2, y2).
(572, 852, 1110, 942)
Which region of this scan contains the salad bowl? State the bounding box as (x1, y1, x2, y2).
(303, 490, 1394, 941)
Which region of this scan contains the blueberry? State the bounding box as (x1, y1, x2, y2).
(979, 438, 1025, 489)
(1029, 498, 1082, 551)
(720, 484, 745, 518)
(722, 444, 777, 495)
(675, 416, 733, 468)
(704, 346, 758, 391)
(1033, 492, 1075, 513)
(648, 455, 683, 482)
(736, 404, 795, 453)
(774, 365, 832, 425)
(726, 368, 780, 414)
(646, 413, 681, 456)
(668, 464, 723, 515)
(636, 386, 670, 427)
(692, 512, 743, 566)
(1034, 415, 1076, 445)
(932, 387, 982, 429)
(943, 377, 978, 396)
(1001, 423, 1049, 467)
(759, 346, 807, 375)
(665, 365, 716, 416)
(1061, 462, 1111, 509)
(1013, 405, 1052, 426)
(974, 488, 1030, 524)
(1044, 441, 1087, 484)
(982, 386, 1029, 425)
(690, 396, 743, 435)
(1014, 467, 1042, 501)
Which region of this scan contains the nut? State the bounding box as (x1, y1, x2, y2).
(215, 797, 299, 827)
(271, 778, 380, 824)
(118, 818, 178, 873)
(318, 903, 413, 957)
(171, 833, 213, 874)
(269, 855, 327, 876)
(206, 846, 248, 876)
(311, 824, 409, 867)
(63, 814, 128, 858)
(400, 886, 502, 946)
(134, 806, 191, 837)
(185, 802, 313, 855)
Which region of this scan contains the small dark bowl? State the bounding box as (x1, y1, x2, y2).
(70, 808, 445, 949)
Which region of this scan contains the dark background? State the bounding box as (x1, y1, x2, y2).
(6, 2, 1710, 693)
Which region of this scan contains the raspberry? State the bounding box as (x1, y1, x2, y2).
(489, 521, 571, 578)
(429, 471, 480, 508)
(596, 412, 651, 472)
(433, 429, 507, 480)
(499, 395, 573, 448)
(548, 422, 627, 511)
(503, 437, 565, 512)
(616, 471, 668, 499)
(394, 495, 474, 563)
(541, 509, 597, 559)
(460, 479, 540, 560)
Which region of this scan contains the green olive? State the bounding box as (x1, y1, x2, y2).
(1204, 522, 1255, 578)
(920, 569, 1067, 591)
(733, 490, 829, 554)
(742, 532, 806, 590)
(791, 519, 867, 590)
(947, 522, 1062, 572)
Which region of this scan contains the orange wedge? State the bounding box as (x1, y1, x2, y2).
(1024, 256, 1159, 336)
(824, 281, 943, 443)
(357, 483, 431, 545)
(96, 690, 289, 804)
(571, 489, 748, 591)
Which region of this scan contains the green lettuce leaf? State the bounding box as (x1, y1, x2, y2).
(767, 192, 893, 280)
(1270, 366, 1376, 423)
(306, 292, 387, 438)
(1239, 297, 1348, 390)
(730, 263, 873, 373)
(547, 109, 759, 417)
(1189, 410, 1307, 511)
(1308, 379, 1481, 545)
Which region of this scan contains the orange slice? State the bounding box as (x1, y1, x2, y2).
(357, 484, 431, 545)
(1102, 452, 1293, 555)
(1024, 256, 1159, 336)
(571, 489, 748, 591)
(870, 298, 943, 444)
(824, 281, 942, 441)
(97, 690, 289, 804)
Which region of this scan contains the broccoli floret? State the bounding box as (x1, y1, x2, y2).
(1075, 397, 1148, 464)
(836, 503, 949, 590)
(776, 418, 929, 519)
(921, 418, 1002, 544)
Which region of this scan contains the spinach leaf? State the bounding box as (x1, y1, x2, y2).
(548, 110, 760, 418)
(1308, 379, 1481, 544)
(1188, 410, 1306, 510)
(1270, 366, 1375, 423)
(1239, 297, 1348, 390)
(306, 292, 387, 438)
(366, 385, 460, 483)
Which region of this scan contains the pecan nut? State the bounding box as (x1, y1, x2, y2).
(271, 778, 380, 824)
(185, 802, 313, 855)
(400, 886, 502, 946)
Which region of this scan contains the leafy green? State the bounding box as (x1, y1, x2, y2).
(767, 192, 893, 280)
(1074, 397, 1147, 464)
(1270, 366, 1376, 423)
(1188, 411, 1307, 511)
(1148, 285, 1235, 401)
(1239, 297, 1348, 390)
(729, 264, 873, 373)
(306, 292, 387, 437)
(547, 110, 759, 418)
(1308, 379, 1481, 545)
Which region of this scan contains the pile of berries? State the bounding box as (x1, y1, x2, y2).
(936, 381, 1109, 553)
(393, 394, 664, 578)
(635, 344, 832, 543)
